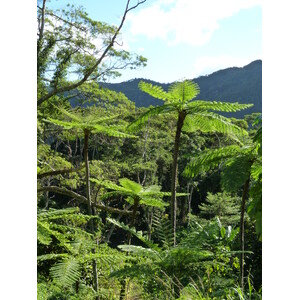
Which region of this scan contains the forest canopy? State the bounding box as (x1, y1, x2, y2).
(36, 1, 262, 299)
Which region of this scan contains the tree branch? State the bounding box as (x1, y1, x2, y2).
(37, 0, 47, 55)
(37, 186, 134, 216)
(37, 165, 84, 179)
(37, 0, 147, 106)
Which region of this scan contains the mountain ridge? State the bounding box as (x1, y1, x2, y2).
(100, 60, 262, 118)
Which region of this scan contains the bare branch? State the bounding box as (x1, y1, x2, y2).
(37, 165, 84, 179)
(37, 186, 134, 216)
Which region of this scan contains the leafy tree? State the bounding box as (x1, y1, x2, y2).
(128, 80, 253, 245)
(37, 0, 147, 107)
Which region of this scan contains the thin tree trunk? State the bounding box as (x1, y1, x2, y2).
(187, 184, 194, 225)
(127, 197, 139, 245)
(239, 176, 250, 290)
(170, 111, 186, 246)
(147, 207, 154, 240)
(84, 130, 99, 300)
(37, 0, 47, 55)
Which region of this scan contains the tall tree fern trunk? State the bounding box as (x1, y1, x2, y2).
(171, 112, 186, 246)
(239, 176, 250, 290)
(84, 130, 99, 300)
(128, 197, 139, 245)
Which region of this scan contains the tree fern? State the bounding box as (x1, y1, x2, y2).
(128, 79, 253, 245)
(151, 211, 174, 249)
(50, 257, 81, 287)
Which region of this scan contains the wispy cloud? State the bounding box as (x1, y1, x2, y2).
(127, 0, 261, 46)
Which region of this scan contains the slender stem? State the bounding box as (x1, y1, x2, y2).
(170, 111, 186, 246)
(239, 176, 250, 290)
(84, 130, 99, 300)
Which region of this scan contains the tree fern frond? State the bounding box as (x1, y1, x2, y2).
(37, 220, 54, 245)
(52, 104, 82, 122)
(183, 112, 248, 136)
(92, 124, 137, 138)
(107, 217, 159, 250)
(127, 104, 176, 132)
(118, 245, 162, 261)
(168, 80, 200, 103)
(221, 155, 253, 192)
(152, 212, 173, 249)
(139, 196, 169, 209)
(50, 257, 81, 287)
(119, 178, 142, 194)
(186, 100, 253, 114)
(43, 118, 74, 129)
(38, 207, 80, 219)
(91, 178, 132, 193)
(138, 81, 169, 100)
(37, 253, 69, 262)
(251, 159, 262, 180)
(183, 145, 243, 177)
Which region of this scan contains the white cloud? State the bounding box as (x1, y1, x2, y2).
(127, 0, 261, 46)
(192, 55, 258, 77)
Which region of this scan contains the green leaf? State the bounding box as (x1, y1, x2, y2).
(119, 178, 142, 194)
(50, 257, 81, 287)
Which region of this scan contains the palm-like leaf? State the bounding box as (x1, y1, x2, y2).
(138, 81, 169, 100)
(167, 80, 200, 103)
(183, 145, 241, 177)
(127, 104, 176, 132)
(183, 113, 248, 136)
(50, 257, 81, 287)
(186, 100, 253, 114)
(44, 106, 136, 138)
(119, 178, 142, 194)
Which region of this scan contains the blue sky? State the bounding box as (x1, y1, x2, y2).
(48, 0, 262, 83)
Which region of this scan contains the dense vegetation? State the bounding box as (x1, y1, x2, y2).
(37, 1, 262, 299)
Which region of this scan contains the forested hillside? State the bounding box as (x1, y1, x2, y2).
(96, 60, 262, 118)
(37, 1, 262, 299)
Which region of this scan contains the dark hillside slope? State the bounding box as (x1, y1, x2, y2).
(101, 60, 261, 118)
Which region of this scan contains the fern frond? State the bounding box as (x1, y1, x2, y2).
(50, 257, 81, 287)
(119, 178, 142, 194)
(107, 217, 159, 250)
(140, 196, 169, 209)
(168, 80, 200, 103)
(37, 220, 54, 245)
(139, 81, 169, 100)
(183, 145, 243, 177)
(183, 112, 248, 136)
(43, 118, 74, 129)
(186, 100, 253, 113)
(152, 212, 173, 249)
(118, 245, 161, 261)
(52, 105, 82, 122)
(92, 124, 137, 138)
(37, 253, 69, 262)
(91, 178, 133, 194)
(38, 207, 80, 220)
(127, 104, 176, 132)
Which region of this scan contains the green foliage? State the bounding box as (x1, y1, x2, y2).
(92, 177, 176, 210)
(199, 192, 241, 226)
(37, 3, 261, 296)
(50, 257, 81, 288)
